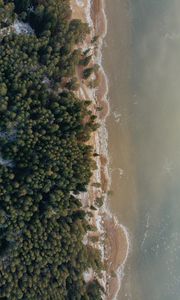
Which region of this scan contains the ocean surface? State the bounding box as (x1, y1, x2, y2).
(104, 0, 180, 299)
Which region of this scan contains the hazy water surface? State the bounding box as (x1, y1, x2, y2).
(104, 0, 180, 299)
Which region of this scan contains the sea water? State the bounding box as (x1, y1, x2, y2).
(104, 0, 180, 299)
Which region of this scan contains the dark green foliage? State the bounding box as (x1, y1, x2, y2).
(95, 197, 104, 208)
(83, 67, 94, 79)
(83, 65, 99, 79)
(0, 0, 103, 299)
(96, 106, 103, 111)
(88, 78, 99, 89)
(65, 77, 79, 91)
(92, 182, 101, 188)
(14, 0, 31, 12)
(91, 35, 99, 44)
(86, 280, 105, 300)
(0, 1, 15, 28)
(79, 55, 92, 67)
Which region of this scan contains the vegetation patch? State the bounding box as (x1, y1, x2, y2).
(0, 0, 103, 299)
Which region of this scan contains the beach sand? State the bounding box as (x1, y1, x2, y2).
(70, 0, 130, 298)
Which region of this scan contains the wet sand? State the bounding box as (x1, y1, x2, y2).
(103, 0, 137, 226)
(70, 0, 130, 298)
(102, 2, 138, 299)
(103, 214, 130, 300)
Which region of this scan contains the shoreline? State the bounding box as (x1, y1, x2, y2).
(70, 0, 130, 298)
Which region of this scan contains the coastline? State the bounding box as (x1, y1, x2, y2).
(70, 0, 130, 299)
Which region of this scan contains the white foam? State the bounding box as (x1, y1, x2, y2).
(113, 111, 122, 123)
(140, 214, 150, 249)
(164, 32, 180, 40)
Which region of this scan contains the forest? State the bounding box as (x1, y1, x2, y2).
(0, 0, 103, 299)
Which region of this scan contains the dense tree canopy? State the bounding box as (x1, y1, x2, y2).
(0, 0, 103, 299)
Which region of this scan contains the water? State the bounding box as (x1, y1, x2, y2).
(104, 0, 180, 299)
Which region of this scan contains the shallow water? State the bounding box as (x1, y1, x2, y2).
(104, 0, 180, 299)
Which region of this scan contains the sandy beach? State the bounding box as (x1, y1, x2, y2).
(70, 0, 130, 298)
